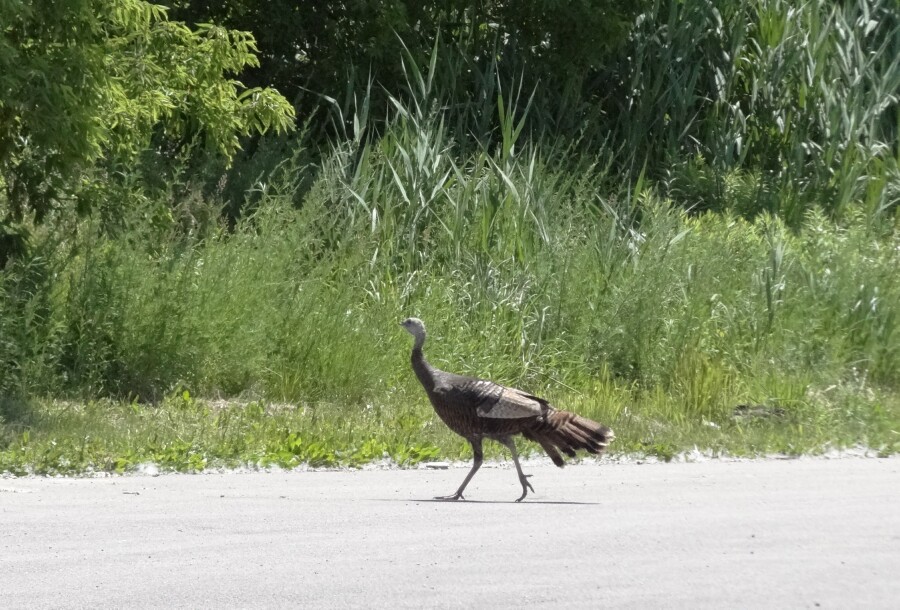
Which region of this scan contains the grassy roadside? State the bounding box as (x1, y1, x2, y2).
(2, 372, 897, 476)
(2, 162, 899, 474)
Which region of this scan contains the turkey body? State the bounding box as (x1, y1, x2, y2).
(401, 317, 614, 502)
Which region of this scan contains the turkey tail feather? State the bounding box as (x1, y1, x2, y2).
(526, 411, 614, 468)
(523, 430, 566, 467)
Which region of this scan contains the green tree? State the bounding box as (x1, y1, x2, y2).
(165, 1, 643, 124)
(0, 0, 294, 260)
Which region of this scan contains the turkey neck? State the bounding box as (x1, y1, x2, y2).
(410, 334, 436, 392)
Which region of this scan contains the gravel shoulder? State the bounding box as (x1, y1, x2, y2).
(2, 457, 899, 609)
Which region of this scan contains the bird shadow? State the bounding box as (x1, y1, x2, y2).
(376, 498, 600, 505)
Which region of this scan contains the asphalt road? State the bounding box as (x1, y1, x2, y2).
(2, 457, 899, 609)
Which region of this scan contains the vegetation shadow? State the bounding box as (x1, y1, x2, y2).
(0, 396, 35, 431)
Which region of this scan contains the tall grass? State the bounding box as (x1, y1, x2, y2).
(618, 0, 900, 221)
(191, 0, 899, 226)
(2, 99, 897, 404)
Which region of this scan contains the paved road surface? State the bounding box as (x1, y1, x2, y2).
(2, 457, 899, 608)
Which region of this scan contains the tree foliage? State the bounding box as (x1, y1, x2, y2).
(165, 1, 645, 121)
(0, 0, 294, 235)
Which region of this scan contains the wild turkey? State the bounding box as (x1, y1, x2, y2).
(400, 317, 614, 502)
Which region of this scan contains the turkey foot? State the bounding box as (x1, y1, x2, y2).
(515, 474, 535, 503)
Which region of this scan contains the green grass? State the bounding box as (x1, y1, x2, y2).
(2, 162, 899, 473)
(2, 368, 897, 475)
(0, 393, 445, 475)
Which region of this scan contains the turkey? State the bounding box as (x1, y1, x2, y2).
(400, 317, 614, 502)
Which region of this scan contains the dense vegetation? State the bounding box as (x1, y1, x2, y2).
(1, 0, 898, 474)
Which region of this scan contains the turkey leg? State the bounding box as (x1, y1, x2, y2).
(435, 437, 483, 501)
(499, 436, 534, 502)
